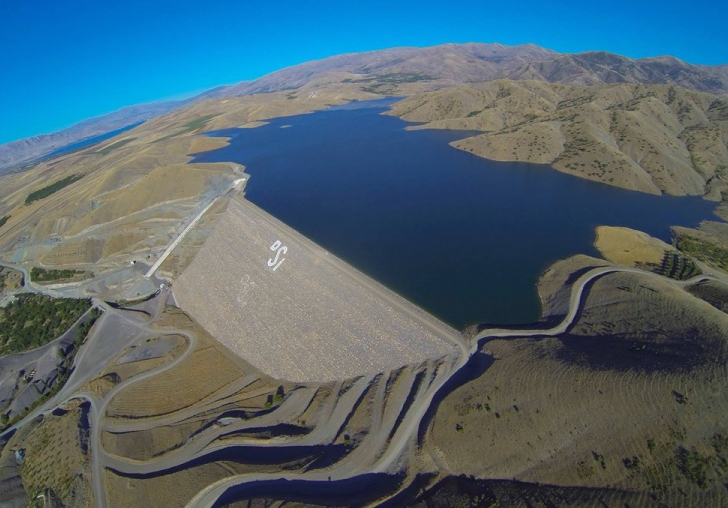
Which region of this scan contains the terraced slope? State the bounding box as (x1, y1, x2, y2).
(429, 256, 728, 507)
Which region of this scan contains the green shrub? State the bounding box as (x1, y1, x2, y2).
(676, 234, 728, 272)
(676, 446, 710, 488)
(30, 267, 85, 283)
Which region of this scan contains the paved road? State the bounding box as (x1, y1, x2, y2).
(0, 262, 49, 296)
(4, 295, 199, 508)
(144, 178, 246, 279)
(0, 261, 138, 300)
(0, 263, 186, 508)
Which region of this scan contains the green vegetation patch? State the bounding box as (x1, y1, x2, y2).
(373, 72, 433, 84)
(25, 174, 83, 205)
(155, 115, 218, 143)
(675, 446, 710, 488)
(346, 73, 433, 85)
(496, 85, 512, 100)
(1, 307, 101, 431)
(0, 215, 9, 229)
(361, 83, 388, 95)
(675, 233, 728, 272)
(350, 72, 433, 94)
(97, 137, 135, 155)
(707, 99, 728, 121)
(184, 115, 217, 131)
(556, 94, 595, 111)
(30, 267, 86, 283)
(655, 250, 701, 280)
(0, 293, 91, 355)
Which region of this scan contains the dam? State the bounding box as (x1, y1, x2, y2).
(173, 196, 462, 382)
(192, 98, 718, 327)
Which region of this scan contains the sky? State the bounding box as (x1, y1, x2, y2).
(1, 0, 727, 145)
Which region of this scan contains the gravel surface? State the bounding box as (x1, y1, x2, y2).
(117, 336, 178, 365)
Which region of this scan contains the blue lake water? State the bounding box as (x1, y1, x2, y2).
(192, 98, 718, 329)
(44, 121, 143, 159)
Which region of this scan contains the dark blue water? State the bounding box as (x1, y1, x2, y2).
(192, 98, 718, 329)
(44, 121, 143, 159)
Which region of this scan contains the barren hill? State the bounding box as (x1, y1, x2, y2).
(388, 80, 728, 198)
(221, 43, 728, 97)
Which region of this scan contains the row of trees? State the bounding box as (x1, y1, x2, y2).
(25, 174, 83, 205)
(30, 267, 85, 283)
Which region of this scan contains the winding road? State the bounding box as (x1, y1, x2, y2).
(181, 266, 728, 508)
(4, 259, 728, 508)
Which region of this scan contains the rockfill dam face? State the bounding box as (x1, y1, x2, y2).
(173, 196, 461, 382)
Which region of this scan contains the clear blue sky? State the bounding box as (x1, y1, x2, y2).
(1, 0, 726, 145)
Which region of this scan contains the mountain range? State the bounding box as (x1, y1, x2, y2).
(2, 42, 727, 173)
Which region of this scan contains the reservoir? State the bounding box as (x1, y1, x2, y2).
(44, 121, 143, 159)
(192, 98, 718, 329)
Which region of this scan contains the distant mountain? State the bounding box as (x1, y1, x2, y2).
(0, 85, 231, 174)
(508, 52, 728, 93)
(218, 43, 728, 97)
(2, 42, 726, 173)
(218, 43, 557, 95)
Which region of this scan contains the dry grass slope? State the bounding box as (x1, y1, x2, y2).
(430, 257, 728, 507)
(18, 400, 93, 507)
(105, 310, 256, 419)
(388, 80, 728, 199)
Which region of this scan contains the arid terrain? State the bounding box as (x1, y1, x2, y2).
(0, 42, 727, 508)
(4, 41, 728, 174)
(387, 80, 728, 202)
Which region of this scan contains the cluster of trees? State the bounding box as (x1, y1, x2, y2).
(52, 307, 101, 393)
(0, 294, 91, 355)
(0, 306, 102, 430)
(659, 251, 700, 280)
(30, 267, 84, 283)
(677, 235, 728, 272)
(76, 307, 101, 341)
(25, 174, 83, 205)
(0, 215, 9, 229)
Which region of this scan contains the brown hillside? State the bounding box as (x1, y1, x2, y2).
(388, 80, 728, 198)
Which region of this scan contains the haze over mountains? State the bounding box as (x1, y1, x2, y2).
(0, 86, 230, 173)
(2, 42, 727, 173)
